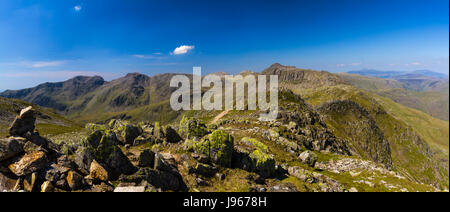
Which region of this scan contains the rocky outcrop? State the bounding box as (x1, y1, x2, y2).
(184, 130, 234, 167)
(275, 90, 351, 155)
(234, 137, 276, 178)
(76, 130, 136, 178)
(317, 100, 393, 167)
(8, 106, 36, 137)
(298, 150, 318, 167)
(179, 117, 210, 139)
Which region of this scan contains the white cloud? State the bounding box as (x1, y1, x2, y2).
(172, 45, 195, 55)
(74, 5, 82, 12)
(31, 61, 66, 68)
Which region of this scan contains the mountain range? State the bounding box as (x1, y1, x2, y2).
(0, 63, 448, 191)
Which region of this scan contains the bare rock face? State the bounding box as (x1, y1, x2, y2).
(41, 181, 54, 192)
(8, 151, 48, 176)
(89, 160, 109, 182)
(138, 149, 155, 168)
(9, 106, 36, 137)
(0, 138, 24, 162)
(298, 150, 318, 167)
(0, 172, 17, 192)
(66, 171, 84, 190)
(23, 172, 37, 192)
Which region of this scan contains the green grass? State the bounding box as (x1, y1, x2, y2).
(293, 84, 449, 189)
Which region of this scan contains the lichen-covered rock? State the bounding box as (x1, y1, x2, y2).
(8, 151, 47, 176)
(162, 126, 182, 143)
(249, 149, 276, 178)
(298, 150, 318, 167)
(89, 160, 109, 182)
(187, 130, 234, 167)
(0, 138, 24, 162)
(76, 130, 135, 178)
(240, 137, 269, 153)
(85, 123, 107, 132)
(178, 116, 210, 139)
(75, 145, 96, 174)
(191, 163, 218, 177)
(138, 149, 155, 168)
(288, 166, 318, 183)
(86, 130, 103, 148)
(101, 144, 136, 178)
(118, 167, 186, 191)
(268, 128, 280, 138)
(121, 124, 142, 145)
(9, 106, 36, 137)
(153, 152, 172, 171)
(236, 137, 276, 178)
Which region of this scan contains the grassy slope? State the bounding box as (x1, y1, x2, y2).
(337, 73, 449, 121)
(186, 98, 439, 192)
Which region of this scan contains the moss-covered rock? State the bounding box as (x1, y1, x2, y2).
(241, 137, 269, 153)
(85, 123, 107, 132)
(192, 163, 218, 177)
(238, 137, 276, 178)
(162, 126, 182, 143)
(185, 130, 234, 167)
(86, 130, 103, 148)
(178, 116, 210, 139)
(76, 129, 135, 178)
(249, 149, 276, 178)
(121, 124, 141, 144)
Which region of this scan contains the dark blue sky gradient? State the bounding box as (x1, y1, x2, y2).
(0, 0, 448, 90)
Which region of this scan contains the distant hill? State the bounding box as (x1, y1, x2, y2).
(348, 69, 448, 80)
(407, 70, 449, 79)
(0, 73, 188, 124)
(0, 76, 106, 111)
(338, 73, 449, 121)
(347, 69, 405, 79)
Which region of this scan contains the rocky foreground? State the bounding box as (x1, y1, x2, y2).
(0, 106, 445, 192)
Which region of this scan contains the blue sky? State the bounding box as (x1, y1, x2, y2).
(0, 0, 448, 91)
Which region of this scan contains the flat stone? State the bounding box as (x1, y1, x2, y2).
(8, 151, 47, 176)
(114, 186, 146, 192)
